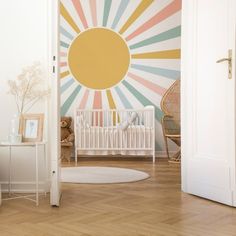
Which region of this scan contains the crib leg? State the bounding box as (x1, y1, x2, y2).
(152, 151, 155, 163)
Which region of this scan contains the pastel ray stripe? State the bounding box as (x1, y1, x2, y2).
(79, 89, 89, 109)
(61, 85, 82, 116)
(103, 0, 112, 27)
(119, 0, 154, 35)
(93, 91, 103, 125)
(131, 49, 181, 59)
(122, 80, 163, 122)
(128, 72, 166, 96)
(106, 90, 117, 124)
(60, 26, 74, 41)
(89, 0, 97, 27)
(114, 86, 132, 109)
(126, 0, 181, 41)
(111, 0, 129, 30)
(60, 62, 67, 67)
(60, 52, 67, 57)
(106, 90, 116, 109)
(130, 26, 181, 50)
(60, 71, 70, 79)
(93, 91, 102, 109)
(131, 64, 180, 80)
(60, 2, 81, 34)
(72, 0, 88, 29)
(60, 41, 70, 48)
(60, 78, 75, 94)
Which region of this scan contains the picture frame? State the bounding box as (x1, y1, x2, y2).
(19, 114, 44, 142)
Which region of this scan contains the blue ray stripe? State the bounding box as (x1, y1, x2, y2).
(103, 0, 112, 27)
(60, 26, 74, 41)
(131, 64, 180, 80)
(114, 86, 132, 109)
(129, 26, 181, 50)
(60, 41, 70, 48)
(61, 85, 82, 116)
(60, 78, 75, 94)
(122, 80, 163, 122)
(111, 0, 129, 29)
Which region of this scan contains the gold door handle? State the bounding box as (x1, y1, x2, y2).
(216, 49, 232, 79)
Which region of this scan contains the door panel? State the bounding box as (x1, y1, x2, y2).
(181, 0, 236, 206)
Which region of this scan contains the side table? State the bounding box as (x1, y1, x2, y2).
(0, 142, 47, 206)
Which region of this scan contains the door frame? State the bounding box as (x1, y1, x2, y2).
(49, 0, 61, 206)
(49, 0, 236, 207)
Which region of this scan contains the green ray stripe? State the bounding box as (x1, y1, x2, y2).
(60, 78, 75, 94)
(130, 26, 181, 50)
(60, 41, 70, 48)
(61, 85, 81, 116)
(155, 141, 162, 151)
(131, 64, 180, 80)
(60, 26, 74, 40)
(114, 86, 132, 109)
(122, 80, 163, 121)
(103, 0, 112, 27)
(111, 0, 129, 29)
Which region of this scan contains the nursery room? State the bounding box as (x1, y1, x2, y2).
(0, 0, 236, 235)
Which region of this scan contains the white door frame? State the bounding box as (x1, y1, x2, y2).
(48, 0, 236, 207)
(49, 0, 61, 206)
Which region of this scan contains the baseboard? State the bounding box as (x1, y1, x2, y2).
(0, 181, 50, 193)
(155, 151, 176, 158)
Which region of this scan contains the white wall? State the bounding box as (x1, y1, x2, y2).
(0, 0, 49, 192)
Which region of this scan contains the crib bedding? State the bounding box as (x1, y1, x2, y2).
(77, 125, 154, 156)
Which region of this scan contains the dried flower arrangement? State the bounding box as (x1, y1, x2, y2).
(7, 62, 50, 114)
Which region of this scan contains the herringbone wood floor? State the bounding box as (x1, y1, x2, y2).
(0, 157, 236, 236)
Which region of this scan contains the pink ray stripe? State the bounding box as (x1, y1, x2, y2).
(89, 0, 97, 27)
(60, 62, 67, 67)
(60, 52, 67, 57)
(93, 91, 103, 126)
(128, 72, 166, 96)
(126, 0, 181, 41)
(72, 0, 89, 29)
(93, 91, 102, 108)
(79, 89, 89, 109)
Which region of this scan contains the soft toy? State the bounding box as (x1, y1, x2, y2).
(61, 116, 74, 162)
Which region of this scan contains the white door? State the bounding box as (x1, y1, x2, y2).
(49, 0, 61, 206)
(181, 0, 236, 206)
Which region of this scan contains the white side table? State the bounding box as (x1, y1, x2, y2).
(0, 142, 47, 206)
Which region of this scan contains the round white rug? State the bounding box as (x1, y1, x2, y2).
(61, 166, 149, 184)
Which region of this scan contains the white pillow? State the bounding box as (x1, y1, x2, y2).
(118, 111, 138, 131)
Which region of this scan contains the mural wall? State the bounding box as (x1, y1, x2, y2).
(60, 0, 181, 151)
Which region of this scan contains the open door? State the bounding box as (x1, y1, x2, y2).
(49, 0, 61, 206)
(181, 0, 236, 206)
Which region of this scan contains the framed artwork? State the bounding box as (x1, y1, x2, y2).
(19, 114, 44, 142)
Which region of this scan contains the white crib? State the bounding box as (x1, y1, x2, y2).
(74, 106, 155, 163)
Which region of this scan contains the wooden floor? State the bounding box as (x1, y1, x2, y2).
(0, 157, 236, 236)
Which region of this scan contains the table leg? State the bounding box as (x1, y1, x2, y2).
(44, 143, 47, 197)
(8, 146, 12, 196)
(35, 144, 39, 206)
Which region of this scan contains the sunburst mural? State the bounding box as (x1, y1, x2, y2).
(60, 0, 181, 150)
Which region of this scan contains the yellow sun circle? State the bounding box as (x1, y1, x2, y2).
(68, 28, 130, 90)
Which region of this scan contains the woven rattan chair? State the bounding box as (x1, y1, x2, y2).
(161, 80, 181, 163)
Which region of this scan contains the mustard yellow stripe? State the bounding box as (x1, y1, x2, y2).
(106, 90, 116, 109)
(60, 71, 70, 79)
(60, 3, 80, 34)
(106, 90, 119, 125)
(119, 0, 154, 35)
(131, 49, 181, 59)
